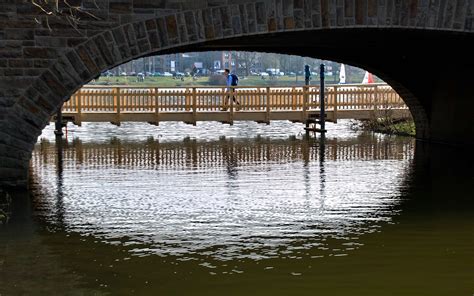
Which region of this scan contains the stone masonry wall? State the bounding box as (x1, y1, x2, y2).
(1, 0, 474, 187)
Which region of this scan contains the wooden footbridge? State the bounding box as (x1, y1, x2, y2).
(57, 83, 409, 127)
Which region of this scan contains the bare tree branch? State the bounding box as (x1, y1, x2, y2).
(30, 0, 100, 32)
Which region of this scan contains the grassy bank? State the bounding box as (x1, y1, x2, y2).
(90, 73, 380, 87)
(351, 118, 416, 137)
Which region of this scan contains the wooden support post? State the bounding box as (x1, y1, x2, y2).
(266, 87, 270, 124)
(54, 108, 63, 136)
(186, 87, 191, 111)
(76, 91, 82, 126)
(333, 85, 338, 123)
(229, 87, 234, 125)
(154, 87, 160, 125)
(291, 87, 296, 110)
(373, 85, 379, 114)
(302, 85, 308, 122)
(113, 87, 121, 126)
(192, 87, 197, 126)
(319, 64, 326, 133)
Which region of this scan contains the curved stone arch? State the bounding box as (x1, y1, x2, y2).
(3, 1, 474, 187)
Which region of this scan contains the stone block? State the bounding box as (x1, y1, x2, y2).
(178, 25, 188, 43)
(156, 17, 169, 47)
(255, 2, 266, 25)
(184, 11, 197, 40)
(212, 8, 224, 38)
(123, 23, 138, 47)
(239, 4, 249, 33)
(147, 30, 161, 48)
(294, 10, 304, 28)
(284, 16, 295, 29)
(23, 47, 60, 59)
(77, 45, 100, 74)
(282, 0, 293, 16)
(133, 21, 147, 39)
(137, 38, 151, 53)
(4, 29, 34, 40)
(41, 71, 68, 100)
(112, 27, 127, 45)
(220, 6, 232, 29)
(246, 3, 257, 33)
(109, 1, 133, 13)
(232, 16, 242, 34)
(145, 18, 157, 30)
(165, 15, 179, 40)
(8, 59, 33, 68)
(133, 0, 166, 9)
(93, 35, 115, 66)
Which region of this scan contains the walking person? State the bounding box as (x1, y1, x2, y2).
(221, 68, 240, 111)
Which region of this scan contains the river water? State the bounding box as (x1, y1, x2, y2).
(1, 120, 473, 295)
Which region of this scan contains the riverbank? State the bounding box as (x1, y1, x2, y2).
(90, 74, 381, 87)
(351, 118, 416, 137)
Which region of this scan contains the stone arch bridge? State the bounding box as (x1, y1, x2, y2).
(1, 0, 473, 187)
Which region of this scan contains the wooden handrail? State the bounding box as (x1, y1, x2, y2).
(60, 84, 408, 126)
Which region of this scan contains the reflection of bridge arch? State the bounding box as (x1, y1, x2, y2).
(32, 137, 414, 171)
(2, 1, 473, 187)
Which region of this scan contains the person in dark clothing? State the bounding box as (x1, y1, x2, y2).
(222, 68, 240, 111)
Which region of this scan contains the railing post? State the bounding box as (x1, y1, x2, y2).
(192, 87, 197, 126)
(186, 87, 191, 111)
(292, 87, 296, 110)
(154, 87, 160, 125)
(319, 64, 326, 133)
(333, 85, 338, 123)
(76, 90, 82, 126)
(266, 87, 271, 124)
(229, 87, 234, 125)
(54, 107, 63, 137)
(302, 85, 308, 122)
(373, 85, 379, 113)
(114, 87, 121, 126)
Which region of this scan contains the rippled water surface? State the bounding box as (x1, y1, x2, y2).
(1, 121, 473, 295)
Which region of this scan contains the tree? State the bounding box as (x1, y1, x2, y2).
(235, 51, 259, 76)
(30, 0, 99, 31)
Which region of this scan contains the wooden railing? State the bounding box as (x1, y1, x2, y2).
(59, 84, 408, 125)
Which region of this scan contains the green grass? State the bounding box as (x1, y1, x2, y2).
(90, 74, 381, 87)
(353, 118, 416, 137)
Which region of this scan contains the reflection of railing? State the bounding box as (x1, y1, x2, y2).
(59, 84, 408, 125)
(32, 138, 414, 170)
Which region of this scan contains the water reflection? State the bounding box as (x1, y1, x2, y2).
(1, 126, 473, 295)
(29, 135, 413, 262)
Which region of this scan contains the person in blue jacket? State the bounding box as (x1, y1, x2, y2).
(222, 68, 240, 110)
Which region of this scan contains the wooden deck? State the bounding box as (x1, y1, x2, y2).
(57, 83, 410, 126)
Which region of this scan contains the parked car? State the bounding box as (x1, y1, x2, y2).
(101, 71, 113, 77)
(120, 72, 127, 76)
(152, 72, 162, 77)
(162, 72, 173, 77)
